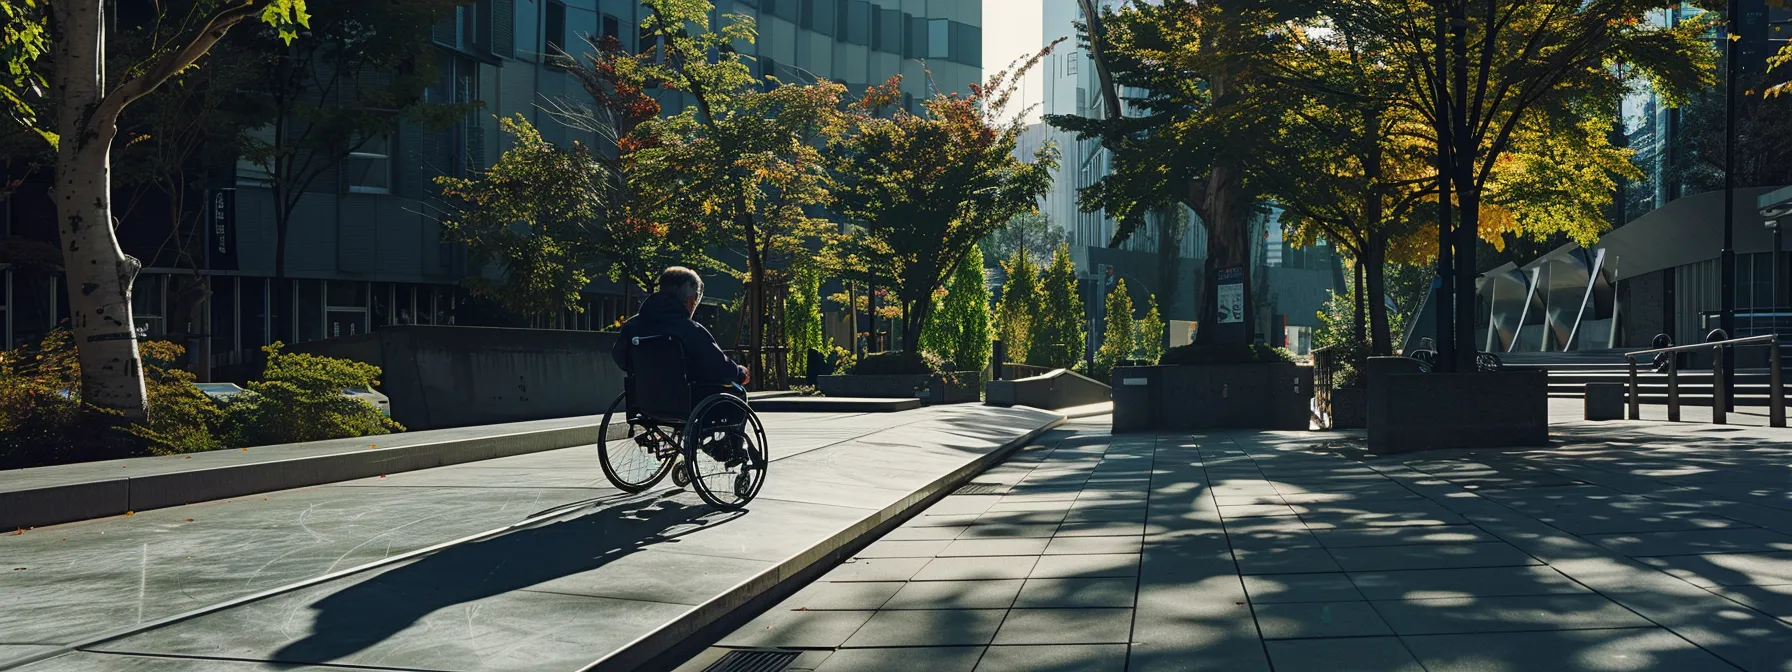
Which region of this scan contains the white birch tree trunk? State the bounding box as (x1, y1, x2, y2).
(52, 0, 149, 419)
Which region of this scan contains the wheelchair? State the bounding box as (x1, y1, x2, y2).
(598, 335, 768, 510)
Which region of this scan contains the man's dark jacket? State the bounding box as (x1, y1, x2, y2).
(612, 292, 744, 385)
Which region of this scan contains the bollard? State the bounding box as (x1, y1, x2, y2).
(1628, 358, 1640, 421)
(1668, 353, 1680, 422)
(1773, 339, 1786, 428)
(992, 340, 1006, 382)
(1713, 345, 1727, 425)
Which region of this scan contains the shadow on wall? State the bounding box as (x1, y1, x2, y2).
(288, 326, 624, 430)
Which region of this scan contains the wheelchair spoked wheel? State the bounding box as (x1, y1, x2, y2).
(683, 395, 768, 510)
(598, 393, 677, 493)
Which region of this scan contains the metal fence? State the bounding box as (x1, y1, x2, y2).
(1624, 333, 1786, 427)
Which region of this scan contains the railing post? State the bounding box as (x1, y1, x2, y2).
(1628, 357, 1640, 421)
(1668, 352, 1680, 422)
(1773, 337, 1786, 428)
(1713, 345, 1727, 425)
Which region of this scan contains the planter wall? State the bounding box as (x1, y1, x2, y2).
(1330, 388, 1367, 429)
(1112, 364, 1313, 431)
(816, 372, 980, 405)
(986, 369, 1112, 410)
(1368, 370, 1549, 453)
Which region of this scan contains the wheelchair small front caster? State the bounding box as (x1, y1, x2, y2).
(672, 460, 692, 488)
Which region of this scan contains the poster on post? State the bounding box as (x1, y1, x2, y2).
(1217, 266, 1244, 324)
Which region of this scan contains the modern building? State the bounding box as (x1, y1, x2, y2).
(0, 0, 982, 378)
(1461, 2, 1791, 356)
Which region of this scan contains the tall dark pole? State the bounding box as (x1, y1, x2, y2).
(1450, 1, 1476, 371)
(1433, 1, 1455, 371)
(1721, 0, 1739, 410)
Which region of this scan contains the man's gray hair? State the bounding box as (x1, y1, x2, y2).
(659, 266, 704, 303)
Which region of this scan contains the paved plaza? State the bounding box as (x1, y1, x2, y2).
(0, 406, 1057, 671)
(688, 414, 1792, 672)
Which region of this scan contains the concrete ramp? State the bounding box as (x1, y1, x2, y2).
(986, 368, 1112, 410)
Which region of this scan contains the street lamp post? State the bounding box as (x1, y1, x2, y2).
(1720, 0, 1739, 411)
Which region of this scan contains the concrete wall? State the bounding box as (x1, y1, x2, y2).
(288, 326, 622, 430)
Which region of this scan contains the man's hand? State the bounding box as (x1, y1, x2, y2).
(738, 364, 752, 385)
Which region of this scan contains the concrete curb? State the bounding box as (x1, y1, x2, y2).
(585, 413, 1067, 672)
(0, 423, 612, 531)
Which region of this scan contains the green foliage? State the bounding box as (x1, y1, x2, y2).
(0, 0, 48, 133)
(994, 249, 1041, 366)
(438, 116, 676, 315)
(222, 343, 403, 447)
(920, 244, 994, 375)
(0, 330, 124, 469)
(848, 350, 946, 376)
(129, 341, 227, 455)
(1160, 343, 1295, 367)
(1028, 244, 1086, 369)
(983, 212, 1066, 268)
(1137, 293, 1166, 365)
(1093, 278, 1137, 381)
(824, 56, 1058, 359)
(786, 266, 826, 378)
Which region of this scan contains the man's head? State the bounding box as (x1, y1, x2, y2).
(659, 266, 704, 317)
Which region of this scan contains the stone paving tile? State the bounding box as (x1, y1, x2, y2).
(1013, 577, 1136, 608)
(1233, 546, 1343, 575)
(1218, 504, 1302, 518)
(1054, 519, 1147, 537)
(1028, 553, 1140, 578)
(884, 525, 971, 541)
(1042, 535, 1142, 555)
(1241, 572, 1364, 604)
(955, 523, 1060, 539)
(1399, 628, 1740, 672)
(783, 581, 906, 610)
(938, 538, 1051, 557)
(815, 646, 984, 672)
(1348, 565, 1589, 601)
(974, 644, 1128, 672)
(720, 609, 877, 648)
(856, 539, 954, 558)
(841, 609, 1006, 648)
(1639, 551, 1792, 587)
(990, 608, 1133, 645)
(1253, 601, 1394, 639)
(1707, 583, 1792, 621)
(914, 556, 1040, 581)
(1309, 524, 1499, 548)
(1584, 527, 1792, 557)
(823, 557, 932, 582)
(1327, 541, 1542, 572)
(882, 580, 1025, 610)
(1265, 637, 1425, 672)
(1370, 594, 1653, 635)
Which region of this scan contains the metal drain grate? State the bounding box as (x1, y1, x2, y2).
(955, 482, 1008, 495)
(705, 649, 800, 672)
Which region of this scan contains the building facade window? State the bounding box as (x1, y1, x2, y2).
(602, 14, 620, 42)
(325, 280, 370, 339)
(345, 133, 392, 194)
(928, 18, 949, 59)
(132, 273, 166, 338)
(544, 1, 566, 55)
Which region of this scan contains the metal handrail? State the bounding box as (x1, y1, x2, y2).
(1621, 334, 1784, 427)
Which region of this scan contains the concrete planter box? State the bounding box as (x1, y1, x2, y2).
(817, 372, 981, 405)
(1368, 370, 1549, 453)
(1112, 363, 1313, 431)
(1330, 388, 1368, 429)
(986, 369, 1112, 410)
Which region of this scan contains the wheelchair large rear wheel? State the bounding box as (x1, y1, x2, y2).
(598, 393, 677, 493)
(683, 395, 768, 510)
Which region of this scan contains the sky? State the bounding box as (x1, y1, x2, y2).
(982, 1, 1045, 124)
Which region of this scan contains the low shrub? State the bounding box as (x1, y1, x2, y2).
(221, 343, 404, 447)
(129, 341, 228, 455)
(847, 350, 948, 375)
(1159, 343, 1296, 367)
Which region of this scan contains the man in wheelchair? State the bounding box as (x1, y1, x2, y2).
(611, 266, 752, 465)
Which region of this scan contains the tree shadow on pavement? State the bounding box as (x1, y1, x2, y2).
(270, 492, 738, 666)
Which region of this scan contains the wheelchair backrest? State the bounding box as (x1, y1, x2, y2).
(628, 335, 692, 420)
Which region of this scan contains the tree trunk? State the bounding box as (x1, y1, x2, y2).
(53, 0, 150, 419)
(1366, 231, 1393, 355)
(1353, 259, 1366, 344)
(1193, 159, 1250, 346)
(1450, 0, 1477, 369)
